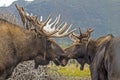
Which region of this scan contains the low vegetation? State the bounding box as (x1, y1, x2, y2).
(58, 65, 90, 77)
(48, 64, 90, 77)
(7, 61, 90, 80)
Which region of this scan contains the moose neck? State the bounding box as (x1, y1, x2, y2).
(7, 22, 41, 62)
(86, 34, 114, 64)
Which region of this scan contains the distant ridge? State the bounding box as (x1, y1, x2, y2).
(0, 0, 120, 37)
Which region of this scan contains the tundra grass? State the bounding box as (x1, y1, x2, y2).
(58, 65, 90, 77)
(48, 64, 90, 77)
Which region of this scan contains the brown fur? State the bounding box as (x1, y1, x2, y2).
(0, 19, 65, 80)
(64, 34, 119, 80)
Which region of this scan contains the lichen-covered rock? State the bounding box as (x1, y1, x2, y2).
(7, 61, 48, 80)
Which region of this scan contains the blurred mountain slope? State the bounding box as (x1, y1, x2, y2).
(0, 0, 120, 38)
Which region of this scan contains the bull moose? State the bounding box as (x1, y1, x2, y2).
(0, 4, 75, 80)
(65, 28, 120, 80)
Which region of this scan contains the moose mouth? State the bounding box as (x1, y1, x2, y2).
(76, 58, 86, 70)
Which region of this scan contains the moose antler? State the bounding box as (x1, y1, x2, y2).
(15, 4, 36, 30)
(69, 32, 80, 42)
(15, 4, 26, 26)
(34, 15, 76, 37)
(85, 28, 94, 38)
(15, 4, 76, 37)
(69, 27, 94, 42)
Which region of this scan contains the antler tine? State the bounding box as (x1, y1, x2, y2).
(85, 28, 94, 39)
(41, 15, 63, 36)
(16, 5, 75, 38)
(60, 29, 76, 37)
(58, 22, 68, 34)
(50, 24, 76, 38)
(41, 15, 51, 30)
(26, 14, 59, 37)
(46, 18, 54, 29)
(46, 18, 52, 26)
(52, 14, 61, 28)
(72, 32, 80, 38)
(41, 27, 59, 37)
(89, 28, 94, 33)
(61, 24, 72, 34)
(79, 27, 82, 36)
(45, 30, 59, 37)
(45, 14, 61, 32)
(40, 16, 43, 22)
(50, 14, 60, 28)
(15, 4, 26, 26)
(43, 14, 61, 33)
(71, 27, 94, 42)
(60, 24, 75, 35)
(68, 33, 77, 42)
(56, 22, 64, 30)
(65, 28, 77, 36)
(43, 17, 62, 35)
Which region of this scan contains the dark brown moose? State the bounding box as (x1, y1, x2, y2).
(0, 4, 75, 80)
(15, 4, 76, 68)
(65, 28, 120, 80)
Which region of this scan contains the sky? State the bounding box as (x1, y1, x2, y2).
(0, 0, 34, 7)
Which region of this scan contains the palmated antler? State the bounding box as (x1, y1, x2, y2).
(15, 4, 76, 38)
(31, 14, 76, 37)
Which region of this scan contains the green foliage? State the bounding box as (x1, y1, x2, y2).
(57, 65, 90, 77)
(48, 64, 90, 77)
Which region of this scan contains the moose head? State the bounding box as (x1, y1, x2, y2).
(64, 28, 94, 70)
(15, 4, 76, 68)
